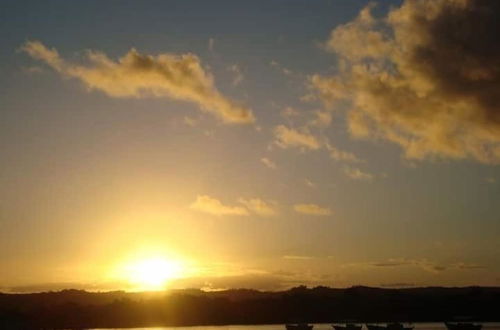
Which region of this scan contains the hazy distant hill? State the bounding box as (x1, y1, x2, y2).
(1, 286, 499, 329)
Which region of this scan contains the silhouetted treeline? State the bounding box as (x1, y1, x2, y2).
(1, 286, 499, 329)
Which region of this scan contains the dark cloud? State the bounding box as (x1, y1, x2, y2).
(380, 282, 417, 288)
(453, 263, 487, 270)
(170, 271, 335, 291)
(2, 281, 128, 293)
(368, 258, 485, 274)
(2, 272, 323, 293)
(372, 261, 411, 267)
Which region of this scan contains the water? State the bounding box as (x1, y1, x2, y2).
(90, 323, 500, 330)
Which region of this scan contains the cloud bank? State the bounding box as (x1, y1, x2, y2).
(312, 0, 500, 163)
(22, 41, 254, 124)
(368, 258, 485, 274)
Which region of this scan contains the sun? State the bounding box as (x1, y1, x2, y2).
(126, 257, 183, 291)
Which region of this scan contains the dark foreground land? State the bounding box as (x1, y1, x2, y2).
(1, 286, 499, 329)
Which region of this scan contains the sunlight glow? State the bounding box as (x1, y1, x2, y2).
(126, 257, 183, 291)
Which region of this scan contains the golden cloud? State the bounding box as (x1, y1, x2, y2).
(238, 198, 278, 216)
(343, 166, 373, 181)
(309, 110, 332, 128)
(260, 157, 277, 169)
(312, 0, 500, 163)
(191, 195, 277, 217)
(293, 203, 332, 216)
(22, 41, 254, 124)
(190, 195, 249, 216)
(273, 125, 321, 150)
(326, 142, 362, 163)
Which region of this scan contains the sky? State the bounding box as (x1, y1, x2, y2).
(1, 0, 499, 293)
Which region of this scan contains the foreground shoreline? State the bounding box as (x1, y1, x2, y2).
(2, 286, 500, 328)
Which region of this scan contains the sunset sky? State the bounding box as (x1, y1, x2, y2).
(1, 0, 499, 293)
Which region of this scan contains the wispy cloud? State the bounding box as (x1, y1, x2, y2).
(21, 65, 43, 74)
(228, 64, 244, 86)
(326, 143, 362, 163)
(380, 282, 417, 288)
(485, 177, 496, 184)
(304, 179, 316, 188)
(191, 195, 278, 217)
(363, 258, 485, 274)
(184, 116, 198, 127)
(22, 41, 254, 124)
(308, 110, 332, 128)
(293, 203, 332, 216)
(238, 198, 278, 216)
(281, 107, 300, 119)
(283, 255, 314, 260)
(270, 60, 293, 77)
(190, 195, 249, 216)
(452, 263, 486, 270)
(274, 125, 321, 150)
(260, 157, 277, 169)
(343, 166, 373, 181)
(208, 38, 215, 53)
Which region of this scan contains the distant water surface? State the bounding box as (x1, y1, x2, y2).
(91, 323, 500, 330)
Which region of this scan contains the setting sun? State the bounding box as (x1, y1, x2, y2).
(2, 0, 500, 327)
(126, 257, 183, 291)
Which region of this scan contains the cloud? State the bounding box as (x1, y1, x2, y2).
(208, 38, 215, 52)
(283, 255, 314, 260)
(275, 110, 361, 162)
(304, 179, 316, 188)
(360, 258, 447, 273)
(228, 64, 244, 86)
(22, 41, 254, 124)
(281, 106, 300, 118)
(293, 203, 332, 216)
(22, 65, 43, 74)
(170, 269, 333, 291)
(3, 275, 293, 293)
(190, 195, 249, 216)
(380, 282, 417, 288)
(190, 195, 277, 217)
(368, 258, 484, 274)
(270, 60, 293, 76)
(452, 263, 486, 270)
(274, 125, 321, 150)
(326, 143, 362, 163)
(184, 116, 198, 127)
(3, 281, 130, 293)
(485, 177, 496, 184)
(260, 157, 277, 169)
(238, 198, 278, 216)
(173, 273, 288, 291)
(309, 110, 332, 128)
(343, 166, 373, 181)
(312, 0, 500, 164)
